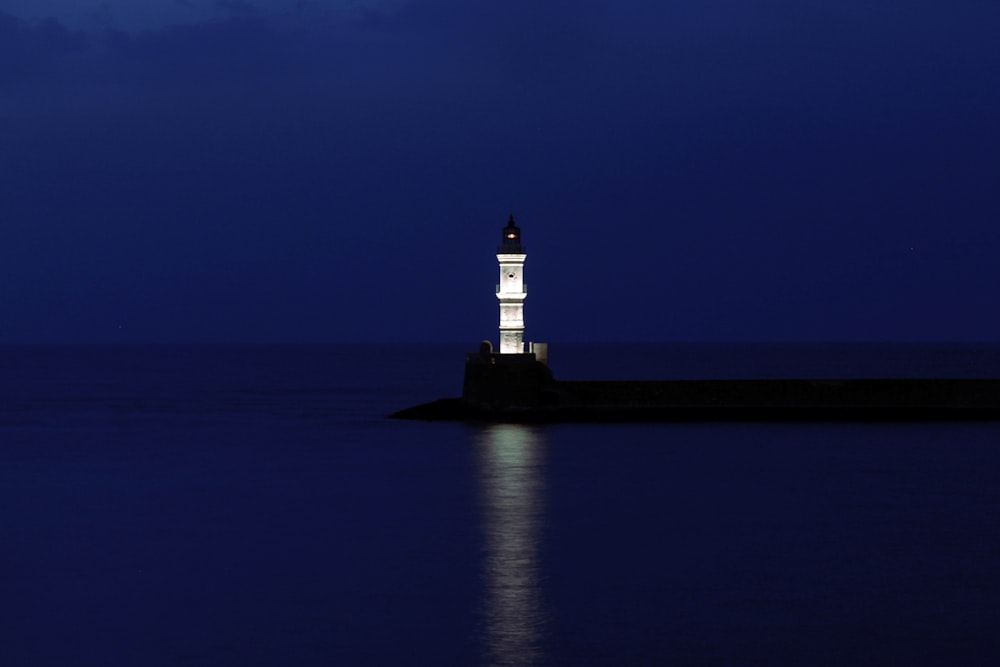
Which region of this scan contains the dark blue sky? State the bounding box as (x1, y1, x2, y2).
(2, 1, 999, 343)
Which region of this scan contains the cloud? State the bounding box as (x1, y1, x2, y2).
(105, 16, 310, 85)
(215, 0, 258, 17)
(0, 11, 89, 81)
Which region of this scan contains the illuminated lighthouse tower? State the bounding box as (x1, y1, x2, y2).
(496, 215, 527, 354)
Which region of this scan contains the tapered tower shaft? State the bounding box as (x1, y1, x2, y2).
(496, 216, 527, 354)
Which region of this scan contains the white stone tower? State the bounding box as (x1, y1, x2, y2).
(496, 215, 527, 354)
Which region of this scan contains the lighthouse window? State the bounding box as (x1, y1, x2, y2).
(508, 272, 515, 279)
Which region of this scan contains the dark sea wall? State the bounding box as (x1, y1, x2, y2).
(557, 378, 1000, 409)
(390, 386, 1000, 422)
(389, 353, 1000, 422)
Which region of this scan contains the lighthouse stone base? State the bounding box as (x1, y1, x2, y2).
(462, 350, 557, 409)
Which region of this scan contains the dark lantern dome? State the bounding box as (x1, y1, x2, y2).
(498, 214, 524, 253)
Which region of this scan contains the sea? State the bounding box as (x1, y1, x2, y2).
(3, 343, 1000, 666)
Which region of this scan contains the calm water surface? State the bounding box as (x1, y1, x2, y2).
(2, 344, 1000, 665)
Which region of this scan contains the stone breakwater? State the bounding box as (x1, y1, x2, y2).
(389, 353, 1000, 422)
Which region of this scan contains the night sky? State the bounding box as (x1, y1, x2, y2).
(3, 1, 999, 344)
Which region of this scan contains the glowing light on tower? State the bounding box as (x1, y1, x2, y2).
(496, 215, 527, 354)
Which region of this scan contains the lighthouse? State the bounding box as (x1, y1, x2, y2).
(496, 215, 527, 354)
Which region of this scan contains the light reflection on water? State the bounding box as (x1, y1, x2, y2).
(476, 424, 549, 666)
